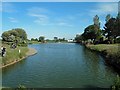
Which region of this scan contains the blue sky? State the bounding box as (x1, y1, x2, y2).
(2, 2, 118, 40)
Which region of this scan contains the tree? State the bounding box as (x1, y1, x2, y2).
(75, 34, 83, 43)
(82, 25, 102, 41)
(54, 37, 58, 42)
(31, 38, 38, 41)
(104, 18, 119, 40)
(105, 14, 111, 22)
(31, 38, 34, 41)
(39, 36, 45, 43)
(93, 15, 100, 28)
(54, 37, 58, 40)
(1, 28, 27, 43)
(117, 12, 120, 19)
(2, 31, 10, 41)
(35, 38, 38, 41)
(13, 28, 27, 40)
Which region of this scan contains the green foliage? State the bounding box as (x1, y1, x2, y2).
(75, 34, 83, 43)
(75, 14, 120, 44)
(104, 17, 120, 42)
(31, 38, 38, 41)
(105, 14, 111, 22)
(93, 15, 100, 28)
(82, 24, 102, 41)
(2, 28, 27, 44)
(117, 12, 120, 19)
(112, 75, 120, 90)
(39, 36, 45, 43)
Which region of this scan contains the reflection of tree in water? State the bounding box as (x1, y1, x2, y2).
(82, 47, 117, 85)
(82, 47, 103, 79)
(104, 65, 117, 82)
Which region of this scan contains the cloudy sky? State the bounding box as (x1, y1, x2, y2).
(2, 2, 118, 39)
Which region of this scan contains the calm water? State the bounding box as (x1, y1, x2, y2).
(2, 43, 117, 88)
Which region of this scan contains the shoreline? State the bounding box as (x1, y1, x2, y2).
(0, 48, 37, 69)
(85, 44, 120, 71)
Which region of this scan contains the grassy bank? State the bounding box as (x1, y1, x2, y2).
(28, 41, 41, 44)
(86, 44, 120, 69)
(1, 44, 29, 67)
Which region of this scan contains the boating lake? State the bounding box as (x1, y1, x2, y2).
(2, 43, 118, 88)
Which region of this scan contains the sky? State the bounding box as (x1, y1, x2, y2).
(2, 0, 120, 2)
(1, 2, 119, 40)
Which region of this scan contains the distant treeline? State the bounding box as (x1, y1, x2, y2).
(30, 37, 68, 43)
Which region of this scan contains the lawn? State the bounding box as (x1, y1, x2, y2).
(1, 43, 29, 66)
(87, 44, 119, 54)
(86, 44, 120, 62)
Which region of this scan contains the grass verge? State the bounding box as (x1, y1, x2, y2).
(86, 44, 120, 69)
(1, 44, 29, 66)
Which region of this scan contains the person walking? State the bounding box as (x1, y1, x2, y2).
(2, 47, 6, 57)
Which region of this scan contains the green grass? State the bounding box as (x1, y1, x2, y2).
(87, 44, 120, 62)
(28, 41, 41, 44)
(1, 44, 29, 66)
(87, 44, 119, 54)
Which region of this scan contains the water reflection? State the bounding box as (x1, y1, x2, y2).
(2, 59, 26, 75)
(2, 43, 117, 88)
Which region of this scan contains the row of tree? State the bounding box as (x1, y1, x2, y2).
(75, 13, 120, 44)
(31, 36, 45, 43)
(31, 36, 67, 43)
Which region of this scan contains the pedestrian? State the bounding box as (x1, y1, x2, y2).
(2, 47, 6, 57)
(0, 46, 3, 56)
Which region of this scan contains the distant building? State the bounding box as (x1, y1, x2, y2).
(67, 39, 74, 42)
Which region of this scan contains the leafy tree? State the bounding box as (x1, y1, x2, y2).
(31, 38, 35, 41)
(54, 37, 59, 42)
(93, 15, 100, 28)
(8, 35, 15, 42)
(1, 28, 27, 43)
(82, 25, 102, 41)
(106, 14, 111, 22)
(31, 38, 38, 41)
(2, 31, 10, 41)
(75, 34, 83, 43)
(35, 38, 38, 41)
(13, 28, 27, 40)
(117, 12, 120, 19)
(39, 36, 45, 42)
(104, 17, 120, 42)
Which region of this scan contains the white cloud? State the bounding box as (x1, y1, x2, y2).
(28, 7, 49, 15)
(90, 3, 118, 16)
(56, 22, 73, 27)
(8, 17, 18, 23)
(29, 13, 49, 25)
(28, 7, 51, 25)
(28, 7, 74, 27)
